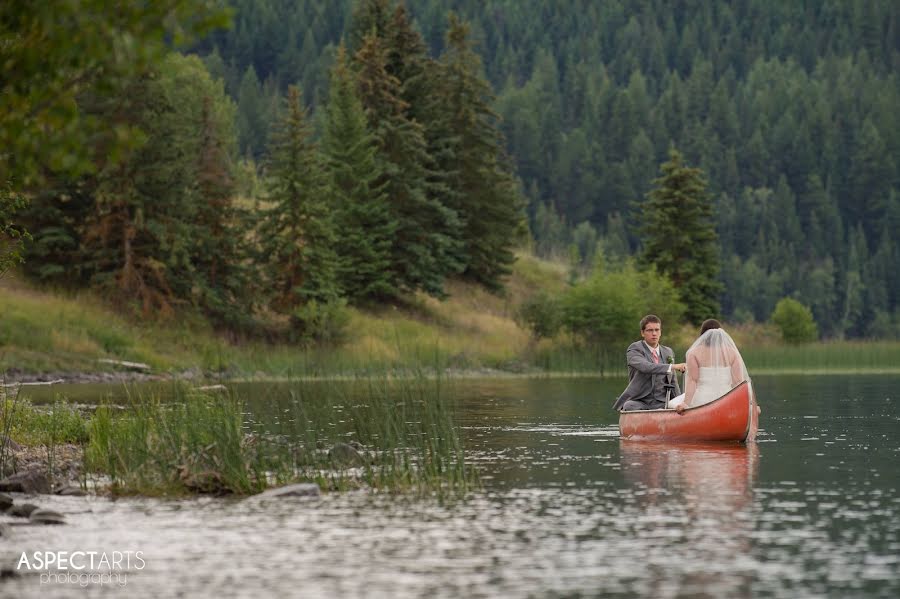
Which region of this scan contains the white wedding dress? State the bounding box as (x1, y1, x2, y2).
(668, 328, 749, 410)
(691, 366, 733, 407)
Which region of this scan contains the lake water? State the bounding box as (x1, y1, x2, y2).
(2, 374, 899, 598)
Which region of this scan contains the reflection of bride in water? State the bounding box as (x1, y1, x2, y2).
(619, 442, 760, 597)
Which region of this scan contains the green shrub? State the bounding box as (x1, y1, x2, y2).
(516, 291, 563, 340)
(770, 297, 818, 344)
(560, 263, 685, 345)
(290, 299, 351, 344)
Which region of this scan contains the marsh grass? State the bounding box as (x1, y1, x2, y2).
(527, 339, 628, 376)
(85, 384, 263, 496)
(84, 371, 477, 497)
(250, 368, 477, 495)
(741, 341, 900, 372)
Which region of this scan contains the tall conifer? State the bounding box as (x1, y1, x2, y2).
(636, 149, 722, 323)
(321, 46, 395, 303)
(259, 85, 338, 311)
(435, 14, 524, 290)
(353, 31, 462, 297)
(192, 94, 254, 326)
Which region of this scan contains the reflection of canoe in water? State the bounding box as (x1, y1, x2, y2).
(619, 381, 758, 443)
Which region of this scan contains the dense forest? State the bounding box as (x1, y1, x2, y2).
(191, 0, 900, 339)
(4, 0, 899, 341)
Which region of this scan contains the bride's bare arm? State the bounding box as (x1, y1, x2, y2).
(684, 352, 699, 405)
(729, 348, 745, 385)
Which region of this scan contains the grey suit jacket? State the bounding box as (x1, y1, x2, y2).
(612, 340, 682, 411)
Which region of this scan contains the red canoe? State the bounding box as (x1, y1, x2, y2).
(618, 380, 758, 443)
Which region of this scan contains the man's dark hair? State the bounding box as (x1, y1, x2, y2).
(640, 314, 661, 331)
(700, 318, 722, 334)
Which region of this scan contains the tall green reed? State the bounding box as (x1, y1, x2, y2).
(86, 383, 264, 496)
(85, 370, 478, 497)
(248, 367, 478, 496)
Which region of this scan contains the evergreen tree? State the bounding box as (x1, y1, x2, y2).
(636, 149, 722, 323)
(847, 118, 896, 240)
(348, 0, 393, 54)
(20, 178, 92, 284)
(236, 65, 267, 158)
(433, 14, 525, 291)
(353, 31, 462, 297)
(191, 94, 255, 327)
(82, 68, 192, 316)
(259, 85, 338, 311)
(320, 46, 396, 303)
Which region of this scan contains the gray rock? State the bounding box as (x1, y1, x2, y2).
(7, 503, 38, 518)
(328, 442, 363, 466)
(55, 484, 86, 496)
(253, 483, 321, 499)
(0, 492, 12, 511)
(0, 469, 51, 494)
(29, 508, 65, 525)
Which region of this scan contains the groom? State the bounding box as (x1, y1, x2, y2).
(613, 315, 686, 411)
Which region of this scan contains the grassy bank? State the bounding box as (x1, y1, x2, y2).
(3, 254, 900, 378)
(0, 253, 565, 377)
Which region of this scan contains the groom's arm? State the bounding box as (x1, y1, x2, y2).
(626, 345, 671, 374)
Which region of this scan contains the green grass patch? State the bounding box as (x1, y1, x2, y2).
(1, 393, 88, 446)
(255, 370, 477, 495)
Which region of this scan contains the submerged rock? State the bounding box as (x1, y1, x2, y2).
(55, 484, 86, 496)
(253, 483, 322, 499)
(7, 503, 39, 518)
(29, 508, 65, 525)
(328, 442, 363, 466)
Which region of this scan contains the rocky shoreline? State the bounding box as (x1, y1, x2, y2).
(0, 439, 84, 531)
(1, 366, 209, 385)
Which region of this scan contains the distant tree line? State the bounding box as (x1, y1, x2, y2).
(190, 0, 900, 338)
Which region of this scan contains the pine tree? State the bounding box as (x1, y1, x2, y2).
(20, 177, 92, 284)
(259, 85, 338, 311)
(636, 149, 722, 323)
(236, 65, 266, 158)
(191, 94, 254, 327)
(434, 14, 525, 291)
(353, 30, 462, 297)
(77, 62, 198, 317)
(72, 54, 243, 320)
(320, 45, 396, 303)
(348, 0, 393, 54)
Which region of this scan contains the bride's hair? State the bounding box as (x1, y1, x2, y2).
(700, 318, 722, 335)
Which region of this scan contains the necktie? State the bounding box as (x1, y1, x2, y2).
(651, 349, 659, 363)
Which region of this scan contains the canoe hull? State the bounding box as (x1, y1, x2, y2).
(618, 381, 756, 443)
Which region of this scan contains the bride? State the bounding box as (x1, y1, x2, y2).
(670, 319, 749, 412)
